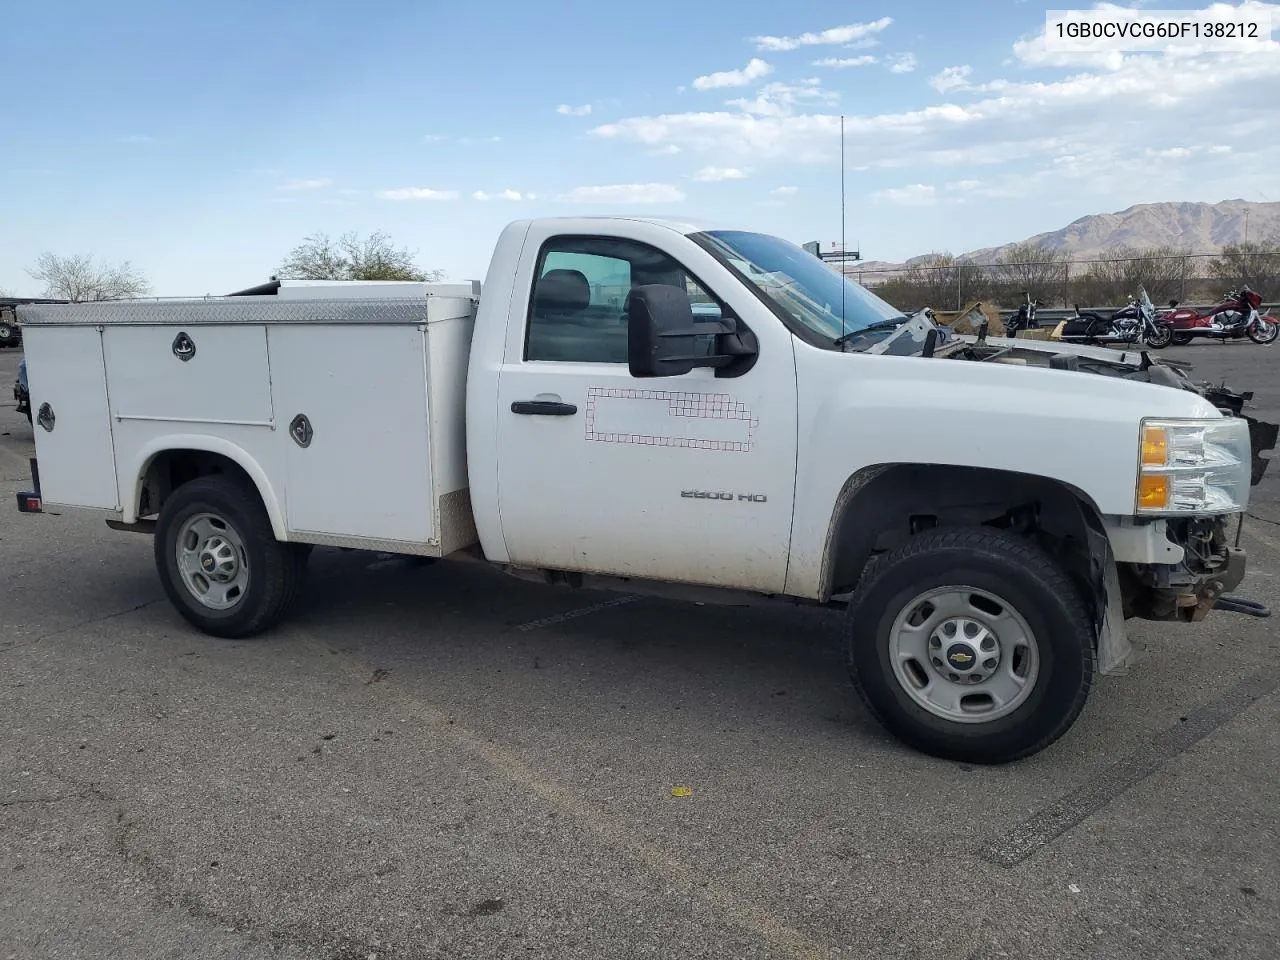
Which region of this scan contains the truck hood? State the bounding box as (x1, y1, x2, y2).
(859, 310, 1278, 484)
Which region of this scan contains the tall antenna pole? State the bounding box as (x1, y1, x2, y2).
(840, 114, 847, 339)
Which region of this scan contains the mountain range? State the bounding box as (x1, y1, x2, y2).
(852, 200, 1280, 273)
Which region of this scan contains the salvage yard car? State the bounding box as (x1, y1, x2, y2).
(12, 216, 1278, 764)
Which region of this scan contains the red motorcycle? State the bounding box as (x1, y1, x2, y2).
(1158, 285, 1279, 346)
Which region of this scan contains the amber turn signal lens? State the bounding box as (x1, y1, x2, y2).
(1141, 426, 1168, 466)
(1137, 474, 1169, 509)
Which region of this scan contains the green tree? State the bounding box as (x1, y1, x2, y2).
(278, 231, 442, 281)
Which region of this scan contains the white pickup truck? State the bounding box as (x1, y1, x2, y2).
(14, 216, 1277, 764)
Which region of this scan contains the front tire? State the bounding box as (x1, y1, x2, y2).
(1248, 318, 1278, 344)
(845, 526, 1095, 764)
(1145, 324, 1172, 348)
(154, 476, 307, 639)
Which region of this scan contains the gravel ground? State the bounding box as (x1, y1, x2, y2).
(2, 341, 1278, 960)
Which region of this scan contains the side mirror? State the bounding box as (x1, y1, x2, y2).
(626, 284, 756, 378)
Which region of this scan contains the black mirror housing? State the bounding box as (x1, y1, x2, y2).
(626, 284, 757, 378)
(627, 284, 698, 378)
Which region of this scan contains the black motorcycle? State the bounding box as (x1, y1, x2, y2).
(1004, 291, 1041, 338)
(1056, 287, 1172, 348)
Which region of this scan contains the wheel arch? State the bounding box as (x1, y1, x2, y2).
(817, 462, 1109, 611)
(125, 436, 287, 540)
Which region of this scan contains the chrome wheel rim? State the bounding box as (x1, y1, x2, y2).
(176, 512, 249, 610)
(888, 586, 1040, 724)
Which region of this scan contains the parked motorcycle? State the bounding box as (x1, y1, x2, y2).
(1003, 291, 1041, 338)
(1158, 285, 1278, 346)
(1054, 287, 1172, 348)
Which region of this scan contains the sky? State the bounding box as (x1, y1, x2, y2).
(2, 0, 1278, 296)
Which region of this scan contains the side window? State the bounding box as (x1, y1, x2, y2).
(525, 235, 724, 363)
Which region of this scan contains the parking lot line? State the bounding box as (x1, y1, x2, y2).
(288, 625, 837, 960)
(516, 595, 640, 631)
(980, 668, 1280, 867)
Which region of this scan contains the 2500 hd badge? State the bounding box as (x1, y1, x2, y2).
(681, 490, 768, 503)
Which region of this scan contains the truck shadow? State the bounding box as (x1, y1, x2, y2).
(284, 546, 891, 747)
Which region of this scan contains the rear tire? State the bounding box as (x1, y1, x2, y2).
(845, 526, 1095, 764)
(0, 322, 14, 345)
(1172, 332, 1193, 346)
(154, 476, 307, 639)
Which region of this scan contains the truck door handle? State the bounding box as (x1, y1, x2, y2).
(511, 400, 578, 416)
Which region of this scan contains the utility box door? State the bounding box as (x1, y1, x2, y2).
(267, 325, 435, 545)
(23, 326, 120, 510)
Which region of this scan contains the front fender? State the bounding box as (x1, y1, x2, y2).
(783, 345, 1219, 598)
(124, 434, 287, 540)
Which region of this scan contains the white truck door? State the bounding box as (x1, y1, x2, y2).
(494, 230, 798, 594)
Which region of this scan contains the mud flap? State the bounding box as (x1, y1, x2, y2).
(1097, 552, 1131, 675)
(1084, 513, 1131, 676)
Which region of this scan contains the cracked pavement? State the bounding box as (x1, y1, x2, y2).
(2, 344, 1279, 960)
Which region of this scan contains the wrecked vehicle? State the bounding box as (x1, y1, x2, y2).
(13, 217, 1278, 764)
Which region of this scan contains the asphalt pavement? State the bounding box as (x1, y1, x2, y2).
(2, 341, 1278, 960)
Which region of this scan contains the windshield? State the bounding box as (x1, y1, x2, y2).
(692, 230, 905, 344)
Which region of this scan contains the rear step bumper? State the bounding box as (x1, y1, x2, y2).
(15, 457, 41, 513)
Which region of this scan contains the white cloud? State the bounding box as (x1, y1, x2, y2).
(472, 189, 524, 200)
(929, 65, 972, 92)
(946, 179, 981, 191)
(812, 56, 876, 68)
(278, 178, 333, 191)
(692, 58, 773, 90)
(559, 183, 686, 204)
(650, 144, 682, 156)
(588, 18, 1280, 208)
(557, 103, 592, 116)
(771, 185, 799, 196)
(887, 53, 917, 74)
(1149, 147, 1192, 159)
(692, 166, 749, 181)
(376, 187, 459, 200)
(752, 18, 893, 52)
(727, 79, 839, 117)
(872, 184, 936, 205)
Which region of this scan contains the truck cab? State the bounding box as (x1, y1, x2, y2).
(14, 215, 1276, 764)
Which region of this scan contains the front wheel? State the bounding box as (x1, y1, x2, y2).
(1145, 324, 1172, 348)
(0, 322, 14, 345)
(845, 526, 1095, 764)
(154, 476, 308, 638)
(1248, 317, 1279, 344)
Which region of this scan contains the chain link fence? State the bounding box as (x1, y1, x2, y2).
(843, 242, 1280, 313)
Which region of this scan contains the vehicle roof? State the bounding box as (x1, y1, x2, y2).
(526, 214, 737, 235)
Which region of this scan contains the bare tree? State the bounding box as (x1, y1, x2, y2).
(26, 253, 151, 302)
(1071, 245, 1192, 307)
(986, 242, 1071, 306)
(278, 231, 442, 281)
(1209, 241, 1280, 301)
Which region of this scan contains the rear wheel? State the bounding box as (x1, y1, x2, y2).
(154, 476, 308, 638)
(1172, 332, 1193, 346)
(845, 526, 1095, 764)
(0, 322, 14, 345)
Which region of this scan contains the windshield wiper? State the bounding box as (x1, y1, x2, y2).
(833, 315, 910, 346)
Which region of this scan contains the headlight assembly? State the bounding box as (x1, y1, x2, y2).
(1136, 417, 1251, 514)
